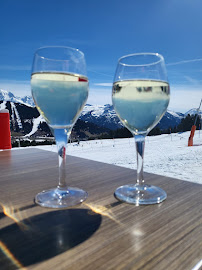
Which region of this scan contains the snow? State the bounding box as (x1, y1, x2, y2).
(0, 89, 34, 107)
(34, 130, 202, 185)
(185, 108, 202, 117)
(0, 89, 201, 185)
(0, 89, 12, 100)
(10, 103, 23, 129)
(167, 110, 183, 118)
(82, 104, 105, 117)
(81, 104, 118, 119)
(24, 115, 45, 137)
(0, 101, 7, 110)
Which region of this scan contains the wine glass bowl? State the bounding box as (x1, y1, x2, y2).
(112, 53, 170, 205)
(31, 46, 89, 208)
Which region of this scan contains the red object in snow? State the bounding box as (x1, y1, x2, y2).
(188, 125, 196, 147)
(0, 109, 12, 150)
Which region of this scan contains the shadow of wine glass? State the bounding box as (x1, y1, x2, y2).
(0, 208, 102, 269)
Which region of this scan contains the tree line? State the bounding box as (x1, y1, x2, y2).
(98, 114, 201, 139)
(11, 113, 201, 146)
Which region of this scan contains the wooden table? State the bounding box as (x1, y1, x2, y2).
(0, 148, 201, 270)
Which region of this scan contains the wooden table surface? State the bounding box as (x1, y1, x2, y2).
(0, 148, 201, 270)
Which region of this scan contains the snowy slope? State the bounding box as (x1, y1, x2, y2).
(10, 102, 23, 129)
(0, 99, 42, 136)
(24, 115, 45, 137)
(35, 131, 202, 184)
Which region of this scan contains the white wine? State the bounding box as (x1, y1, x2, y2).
(112, 80, 170, 134)
(31, 72, 88, 129)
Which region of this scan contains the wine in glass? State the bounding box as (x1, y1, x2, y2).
(31, 46, 89, 208)
(112, 53, 170, 205)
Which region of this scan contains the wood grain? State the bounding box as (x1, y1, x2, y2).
(0, 148, 201, 270)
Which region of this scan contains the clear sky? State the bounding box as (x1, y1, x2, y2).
(1, 0, 202, 112)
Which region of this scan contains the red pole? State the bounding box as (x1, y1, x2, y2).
(0, 109, 12, 150)
(188, 125, 196, 147)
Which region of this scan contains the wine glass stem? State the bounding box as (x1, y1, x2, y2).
(54, 128, 71, 190)
(134, 134, 146, 185)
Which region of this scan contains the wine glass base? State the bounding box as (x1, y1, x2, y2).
(114, 184, 167, 205)
(35, 187, 88, 208)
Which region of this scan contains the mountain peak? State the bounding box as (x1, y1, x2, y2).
(0, 89, 15, 99)
(0, 89, 34, 107)
(184, 108, 202, 116)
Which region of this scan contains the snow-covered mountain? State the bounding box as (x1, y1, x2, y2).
(184, 108, 202, 117)
(0, 89, 185, 138)
(21, 95, 35, 107)
(0, 89, 35, 107)
(158, 110, 184, 130)
(81, 104, 184, 130)
(81, 104, 122, 130)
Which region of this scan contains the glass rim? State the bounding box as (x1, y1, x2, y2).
(118, 52, 165, 67)
(34, 46, 85, 61)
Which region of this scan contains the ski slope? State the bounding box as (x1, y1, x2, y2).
(35, 131, 202, 184)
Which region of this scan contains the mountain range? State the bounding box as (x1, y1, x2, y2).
(0, 89, 196, 140)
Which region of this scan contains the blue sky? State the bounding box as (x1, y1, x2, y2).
(1, 0, 202, 112)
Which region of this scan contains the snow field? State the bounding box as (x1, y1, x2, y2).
(36, 131, 202, 184)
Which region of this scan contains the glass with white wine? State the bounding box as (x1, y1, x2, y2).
(112, 53, 170, 205)
(31, 46, 89, 208)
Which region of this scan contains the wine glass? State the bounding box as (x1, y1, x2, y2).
(112, 53, 170, 205)
(31, 46, 89, 208)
